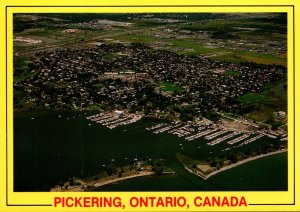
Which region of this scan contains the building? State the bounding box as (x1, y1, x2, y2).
(114, 110, 124, 118)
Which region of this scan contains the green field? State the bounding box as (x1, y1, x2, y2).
(237, 80, 287, 122)
(103, 53, 122, 60)
(238, 93, 266, 105)
(92, 83, 104, 88)
(224, 70, 241, 76)
(13, 56, 35, 82)
(159, 81, 183, 93)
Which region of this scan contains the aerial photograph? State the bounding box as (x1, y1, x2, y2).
(13, 13, 287, 192)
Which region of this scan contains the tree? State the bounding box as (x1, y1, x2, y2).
(106, 163, 117, 176)
(69, 178, 74, 186)
(153, 166, 164, 175)
(203, 109, 221, 121)
(152, 160, 164, 175)
(272, 139, 280, 149)
(210, 160, 217, 167)
(179, 105, 197, 121)
(266, 115, 281, 130)
(227, 153, 238, 163)
(58, 180, 64, 188)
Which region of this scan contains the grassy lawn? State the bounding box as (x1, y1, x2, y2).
(13, 56, 36, 82)
(14, 72, 37, 82)
(14, 56, 31, 69)
(87, 104, 104, 110)
(224, 70, 241, 76)
(103, 53, 122, 60)
(238, 93, 266, 105)
(238, 80, 287, 122)
(92, 83, 104, 88)
(159, 81, 183, 93)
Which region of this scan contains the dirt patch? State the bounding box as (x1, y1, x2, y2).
(211, 68, 225, 74)
(197, 164, 212, 173)
(63, 29, 82, 33)
(220, 119, 255, 131)
(14, 37, 42, 44)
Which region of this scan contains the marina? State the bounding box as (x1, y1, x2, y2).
(145, 121, 278, 151)
(86, 111, 142, 129)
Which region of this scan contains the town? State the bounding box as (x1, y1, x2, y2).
(14, 42, 286, 123)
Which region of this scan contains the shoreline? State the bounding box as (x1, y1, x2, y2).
(184, 149, 287, 180)
(53, 171, 155, 192)
(93, 171, 155, 188)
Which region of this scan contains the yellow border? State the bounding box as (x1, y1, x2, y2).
(1, 1, 299, 211)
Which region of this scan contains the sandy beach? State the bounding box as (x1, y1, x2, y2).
(93, 171, 154, 187)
